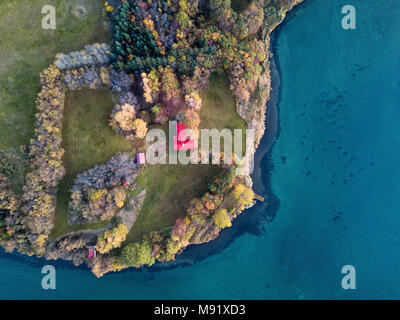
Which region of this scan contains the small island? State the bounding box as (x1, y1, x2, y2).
(0, 0, 301, 277)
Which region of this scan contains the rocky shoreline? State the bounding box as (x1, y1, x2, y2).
(237, 0, 304, 179)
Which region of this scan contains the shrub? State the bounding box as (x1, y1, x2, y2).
(132, 119, 148, 139)
(212, 208, 231, 229)
(88, 189, 107, 202)
(121, 240, 155, 267)
(114, 189, 127, 208)
(232, 183, 254, 209)
(97, 224, 129, 254)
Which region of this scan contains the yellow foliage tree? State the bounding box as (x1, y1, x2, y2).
(96, 224, 129, 254)
(132, 119, 148, 139)
(213, 208, 231, 229)
(232, 183, 254, 209)
(111, 103, 136, 132)
(114, 189, 126, 208)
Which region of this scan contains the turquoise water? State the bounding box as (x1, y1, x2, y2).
(266, 0, 400, 299)
(1, 0, 400, 299)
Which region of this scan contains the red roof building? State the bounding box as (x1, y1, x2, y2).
(88, 246, 96, 259)
(173, 122, 196, 151)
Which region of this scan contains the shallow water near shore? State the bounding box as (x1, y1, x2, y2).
(1, 0, 400, 299)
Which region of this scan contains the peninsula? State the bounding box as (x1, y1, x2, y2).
(0, 0, 302, 277)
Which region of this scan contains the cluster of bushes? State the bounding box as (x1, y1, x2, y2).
(110, 1, 166, 72)
(63, 65, 113, 90)
(107, 0, 212, 130)
(204, 1, 268, 102)
(109, 103, 148, 140)
(62, 62, 135, 98)
(109, 0, 215, 77)
(0, 39, 143, 257)
(109, 68, 135, 93)
(96, 223, 129, 254)
(21, 65, 66, 254)
(0, 147, 30, 248)
(46, 231, 98, 266)
(0, 65, 69, 255)
(68, 153, 137, 225)
(70, 187, 127, 224)
(121, 238, 155, 267)
(55, 43, 112, 70)
(105, 0, 274, 137)
(210, 0, 263, 37)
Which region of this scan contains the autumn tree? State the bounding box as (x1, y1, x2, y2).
(97, 224, 129, 254)
(232, 183, 254, 209)
(114, 189, 126, 208)
(132, 119, 148, 139)
(121, 240, 155, 267)
(213, 208, 232, 229)
(184, 109, 200, 136)
(110, 104, 148, 140)
(185, 92, 202, 111)
(110, 103, 137, 132)
(142, 70, 161, 103)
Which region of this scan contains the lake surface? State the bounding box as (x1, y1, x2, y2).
(1, 0, 400, 299)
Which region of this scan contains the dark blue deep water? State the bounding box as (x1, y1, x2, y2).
(1, 0, 400, 299)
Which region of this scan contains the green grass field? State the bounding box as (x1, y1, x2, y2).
(200, 72, 248, 154)
(51, 89, 133, 238)
(0, 0, 109, 151)
(200, 73, 247, 132)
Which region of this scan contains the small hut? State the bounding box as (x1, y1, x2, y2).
(137, 152, 146, 164)
(88, 246, 96, 259)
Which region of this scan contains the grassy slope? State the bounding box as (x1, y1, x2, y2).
(0, 0, 110, 151)
(51, 89, 133, 238)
